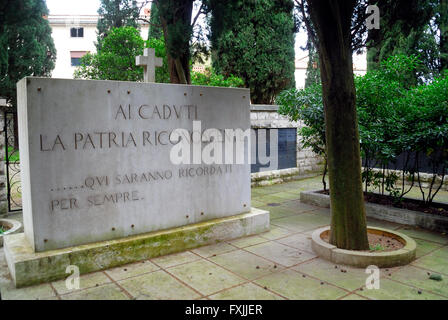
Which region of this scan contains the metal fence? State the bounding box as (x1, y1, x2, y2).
(4, 110, 21, 211)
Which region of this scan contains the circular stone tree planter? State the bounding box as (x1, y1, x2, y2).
(0, 219, 22, 247)
(311, 226, 416, 268)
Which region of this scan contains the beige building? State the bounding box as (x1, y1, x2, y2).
(295, 53, 367, 89)
(48, 14, 149, 79)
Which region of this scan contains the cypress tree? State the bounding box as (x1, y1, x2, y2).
(209, 0, 296, 104)
(366, 0, 437, 77)
(304, 38, 320, 87)
(148, 1, 163, 40)
(0, 0, 56, 109)
(96, 0, 140, 50)
(156, 0, 194, 84)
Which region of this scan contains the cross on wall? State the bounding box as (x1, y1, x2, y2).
(135, 48, 163, 83)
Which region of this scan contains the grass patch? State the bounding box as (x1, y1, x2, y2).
(369, 244, 385, 251)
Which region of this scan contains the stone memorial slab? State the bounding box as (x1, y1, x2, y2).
(16, 77, 256, 252)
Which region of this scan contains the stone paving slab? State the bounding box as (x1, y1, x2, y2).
(258, 205, 298, 220)
(275, 233, 314, 253)
(254, 269, 348, 300)
(118, 270, 200, 300)
(387, 265, 448, 298)
(1, 281, 56, 300)
(1, 176, 447, 300)
(209, 282, 284, 300)
(354, 278, 445, 300)
(166, 259, 246, 296)
(227, 235, 269, 248)
(105, 260, 160, 281)
(340, 293, 368, 300)
(61, 283, 130, 300)
(397, 227, 448, 245)
(209, 249, 284, 280)
(52, 272, 111, 295)
(293, 259, 370, 291)
(412, 247, 448, 275)
(271, 213, 330, 232)
(151, 251, 200, 269)
(259, 225, 295, 240)
(413, 238, 445, 258)
(244, 241, 317, 267)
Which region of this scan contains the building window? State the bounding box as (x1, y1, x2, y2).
(71, 57, 81, 66)
(70, 27, 84, 37)
(70, 51, 88, 67)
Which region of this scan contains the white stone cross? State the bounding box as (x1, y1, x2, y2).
(136, 48, 163, 83)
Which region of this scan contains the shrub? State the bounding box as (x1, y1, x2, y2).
(191, 67, 244, 88)
(74, 27, 144, 81)
(277, 55, 448, 205)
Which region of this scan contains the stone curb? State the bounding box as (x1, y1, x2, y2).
(301, 190, 448, 234)
(4, 208, 270, 288)
(251, 169, 321, 187)
(311, 226, 417, 268)
(0, 219, 22, 247)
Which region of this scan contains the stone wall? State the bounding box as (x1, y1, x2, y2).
(250, 104, 323, 186)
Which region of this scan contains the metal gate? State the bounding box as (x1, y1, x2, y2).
(3, 110, 21, 211)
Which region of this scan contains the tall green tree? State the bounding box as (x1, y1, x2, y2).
(435, 0, 448, 72)
(156, 0, 195, 84)
(307, 0, 369, 250)
(304, 38, 321, 87)
(366, 0, 439, 78)
(208, 0, 296, 104)
(147, 1, 163, 40)
(96, 0, 140, 50)
(0, 0, 56, 109)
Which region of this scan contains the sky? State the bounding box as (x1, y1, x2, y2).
(46, 0, 101, 15)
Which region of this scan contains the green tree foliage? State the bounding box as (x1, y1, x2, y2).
(148, 33, 243, 86)
(277, 55, 448, 205)
(147, 1, 163, 40)
(74, 27, 144, 81)
(157, 0, 194, 84)
(191, 67, 244, 87)
(276, 84, 327, 189)
(147, 37, 170, 83)
(208, 0, 296, 104)
(435, 0, 448, 71)
(0, 0, 56, 108)
(304, 39, 321, 87)
(96, 0, 140, 50)
(366, 0, 445, 79)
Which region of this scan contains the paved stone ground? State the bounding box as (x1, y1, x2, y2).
(1, 176, 447, 300)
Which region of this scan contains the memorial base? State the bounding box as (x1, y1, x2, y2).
(4, 208, 269, 288)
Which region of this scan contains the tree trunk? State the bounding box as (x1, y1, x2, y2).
(308, 0, 369, 250)
(157, 0, 192, 84)
(440, 0, 448, 72)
